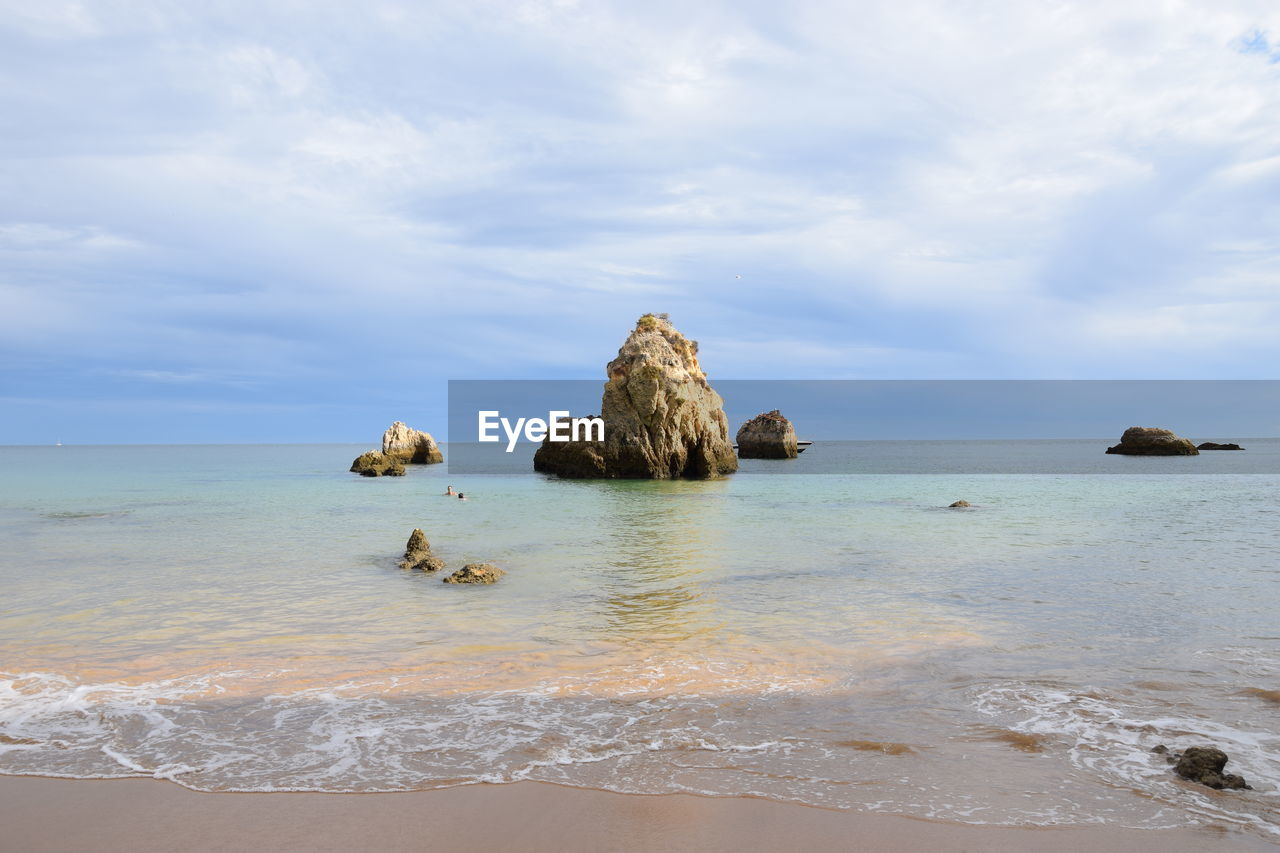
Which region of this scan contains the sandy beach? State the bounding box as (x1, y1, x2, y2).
(1, 775, 1273, 853)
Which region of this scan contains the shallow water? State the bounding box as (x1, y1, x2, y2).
(0, 443, 1277, 838)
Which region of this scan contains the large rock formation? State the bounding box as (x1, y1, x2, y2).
(442, 563, 506, 584)
(533, 314, 738, 479)
(1105, 427, 1199, 456)
(382, 421, 444, 464)
(735, 410, 798, 459)
(399, 528, 445, 572)
(350, 450, 406, 477)
(1197, 442, 1244, 451)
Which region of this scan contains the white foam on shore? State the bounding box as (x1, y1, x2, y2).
(2, 667, 1278, 839)
(973, 680, 1280, 837)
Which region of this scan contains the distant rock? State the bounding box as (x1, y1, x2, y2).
(949, 500, 971, 508)
(736, 410, 798, 459)
(442, 562, 506, 584)
(1171, 745, 1251, 790)
(533, 314, 738, 479)
(1197, 442, 1244, 451)
(1105, 427, 1199, 456)
(382, 421, 444, 464)
(350, 450, 406, 477)
(399, 528, 444, 572)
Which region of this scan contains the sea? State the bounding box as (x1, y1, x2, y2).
(1, 441, 1277, 839)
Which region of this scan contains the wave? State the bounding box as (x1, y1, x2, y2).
(3, 666, 1278, 839)
(972, 680, 1280, 837)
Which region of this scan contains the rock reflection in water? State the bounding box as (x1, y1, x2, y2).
(568, 479, 729, 647)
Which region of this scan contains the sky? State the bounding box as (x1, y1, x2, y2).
(2, 1, 1279, 443)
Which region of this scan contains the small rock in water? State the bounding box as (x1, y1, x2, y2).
(399, 528, 444, 572)
(948, 500, 971, 508)
(443, 563, 506, 584)
(350, 450, 405, 477)
(382, 421, 444, 464)
(1105, 426, 1198, 456)
(1196, 442, 1244, 451)
(404, 554, 446, 572)
(736, 410, 799, 459)
(1172, 745, 1251, 790)
(405, 528, 428, 553)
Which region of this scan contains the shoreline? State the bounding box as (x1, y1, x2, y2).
(0, 775, 1273, 852)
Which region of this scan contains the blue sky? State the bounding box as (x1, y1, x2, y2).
(2, 1, 1279, 443)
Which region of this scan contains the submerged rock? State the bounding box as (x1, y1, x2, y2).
(533, 314, 738, 479)
(350, 450, 406, 477)
(1105, 427, 1199, 456)
(399, 528, 444, 571)
(736, 410, 798, 459)
(1171, 745, 1251, 790)
(442, 563, 506, 584)
(949, 500, 971, 508)
(382, 421, 444, 464)
(1197, 442, 1244, 451)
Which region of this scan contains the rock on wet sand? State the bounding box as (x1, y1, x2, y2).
(1153, 744, 1252, 790)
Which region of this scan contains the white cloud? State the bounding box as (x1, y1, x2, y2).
(219, 45, 312, 104)
(3, 0, 1280, 403)
(0, 1, 99, 38)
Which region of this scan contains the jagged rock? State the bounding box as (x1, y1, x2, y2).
(382, 421, 444, 464)
(1172, 745, 1251, 790)
(405, 554, 446, 572)
(1105, 427, 1199, 456)
(398, 528, 444, 571)
(736, 410, 798, 459)
(1197, 442, 1244, 451)
(442, 563, 506, 584)
(533, 314, 737, 479)
(350, 451, 406, 477)
(405, 528, 428, 553)
(949, 500, 971, 508)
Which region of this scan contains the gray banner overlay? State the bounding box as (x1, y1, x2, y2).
(446, 380, 1280, 475)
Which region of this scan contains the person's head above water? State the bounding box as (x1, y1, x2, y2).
(457, 493, 465, 500)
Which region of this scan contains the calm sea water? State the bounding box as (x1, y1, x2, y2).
(1, 442, 1278, 838)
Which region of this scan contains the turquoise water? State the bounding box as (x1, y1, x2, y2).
(0, 443, 1277, 838)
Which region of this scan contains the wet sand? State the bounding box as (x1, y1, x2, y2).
(1, 775, 1272, 852)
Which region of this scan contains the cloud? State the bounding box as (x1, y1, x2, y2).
(2, 0, 1280, 441)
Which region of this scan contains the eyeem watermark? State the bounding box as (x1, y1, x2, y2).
(477, 410, 604, 452)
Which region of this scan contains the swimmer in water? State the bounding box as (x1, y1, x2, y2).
(457, 493, 466, 500)
(445, 485, 456, 496)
